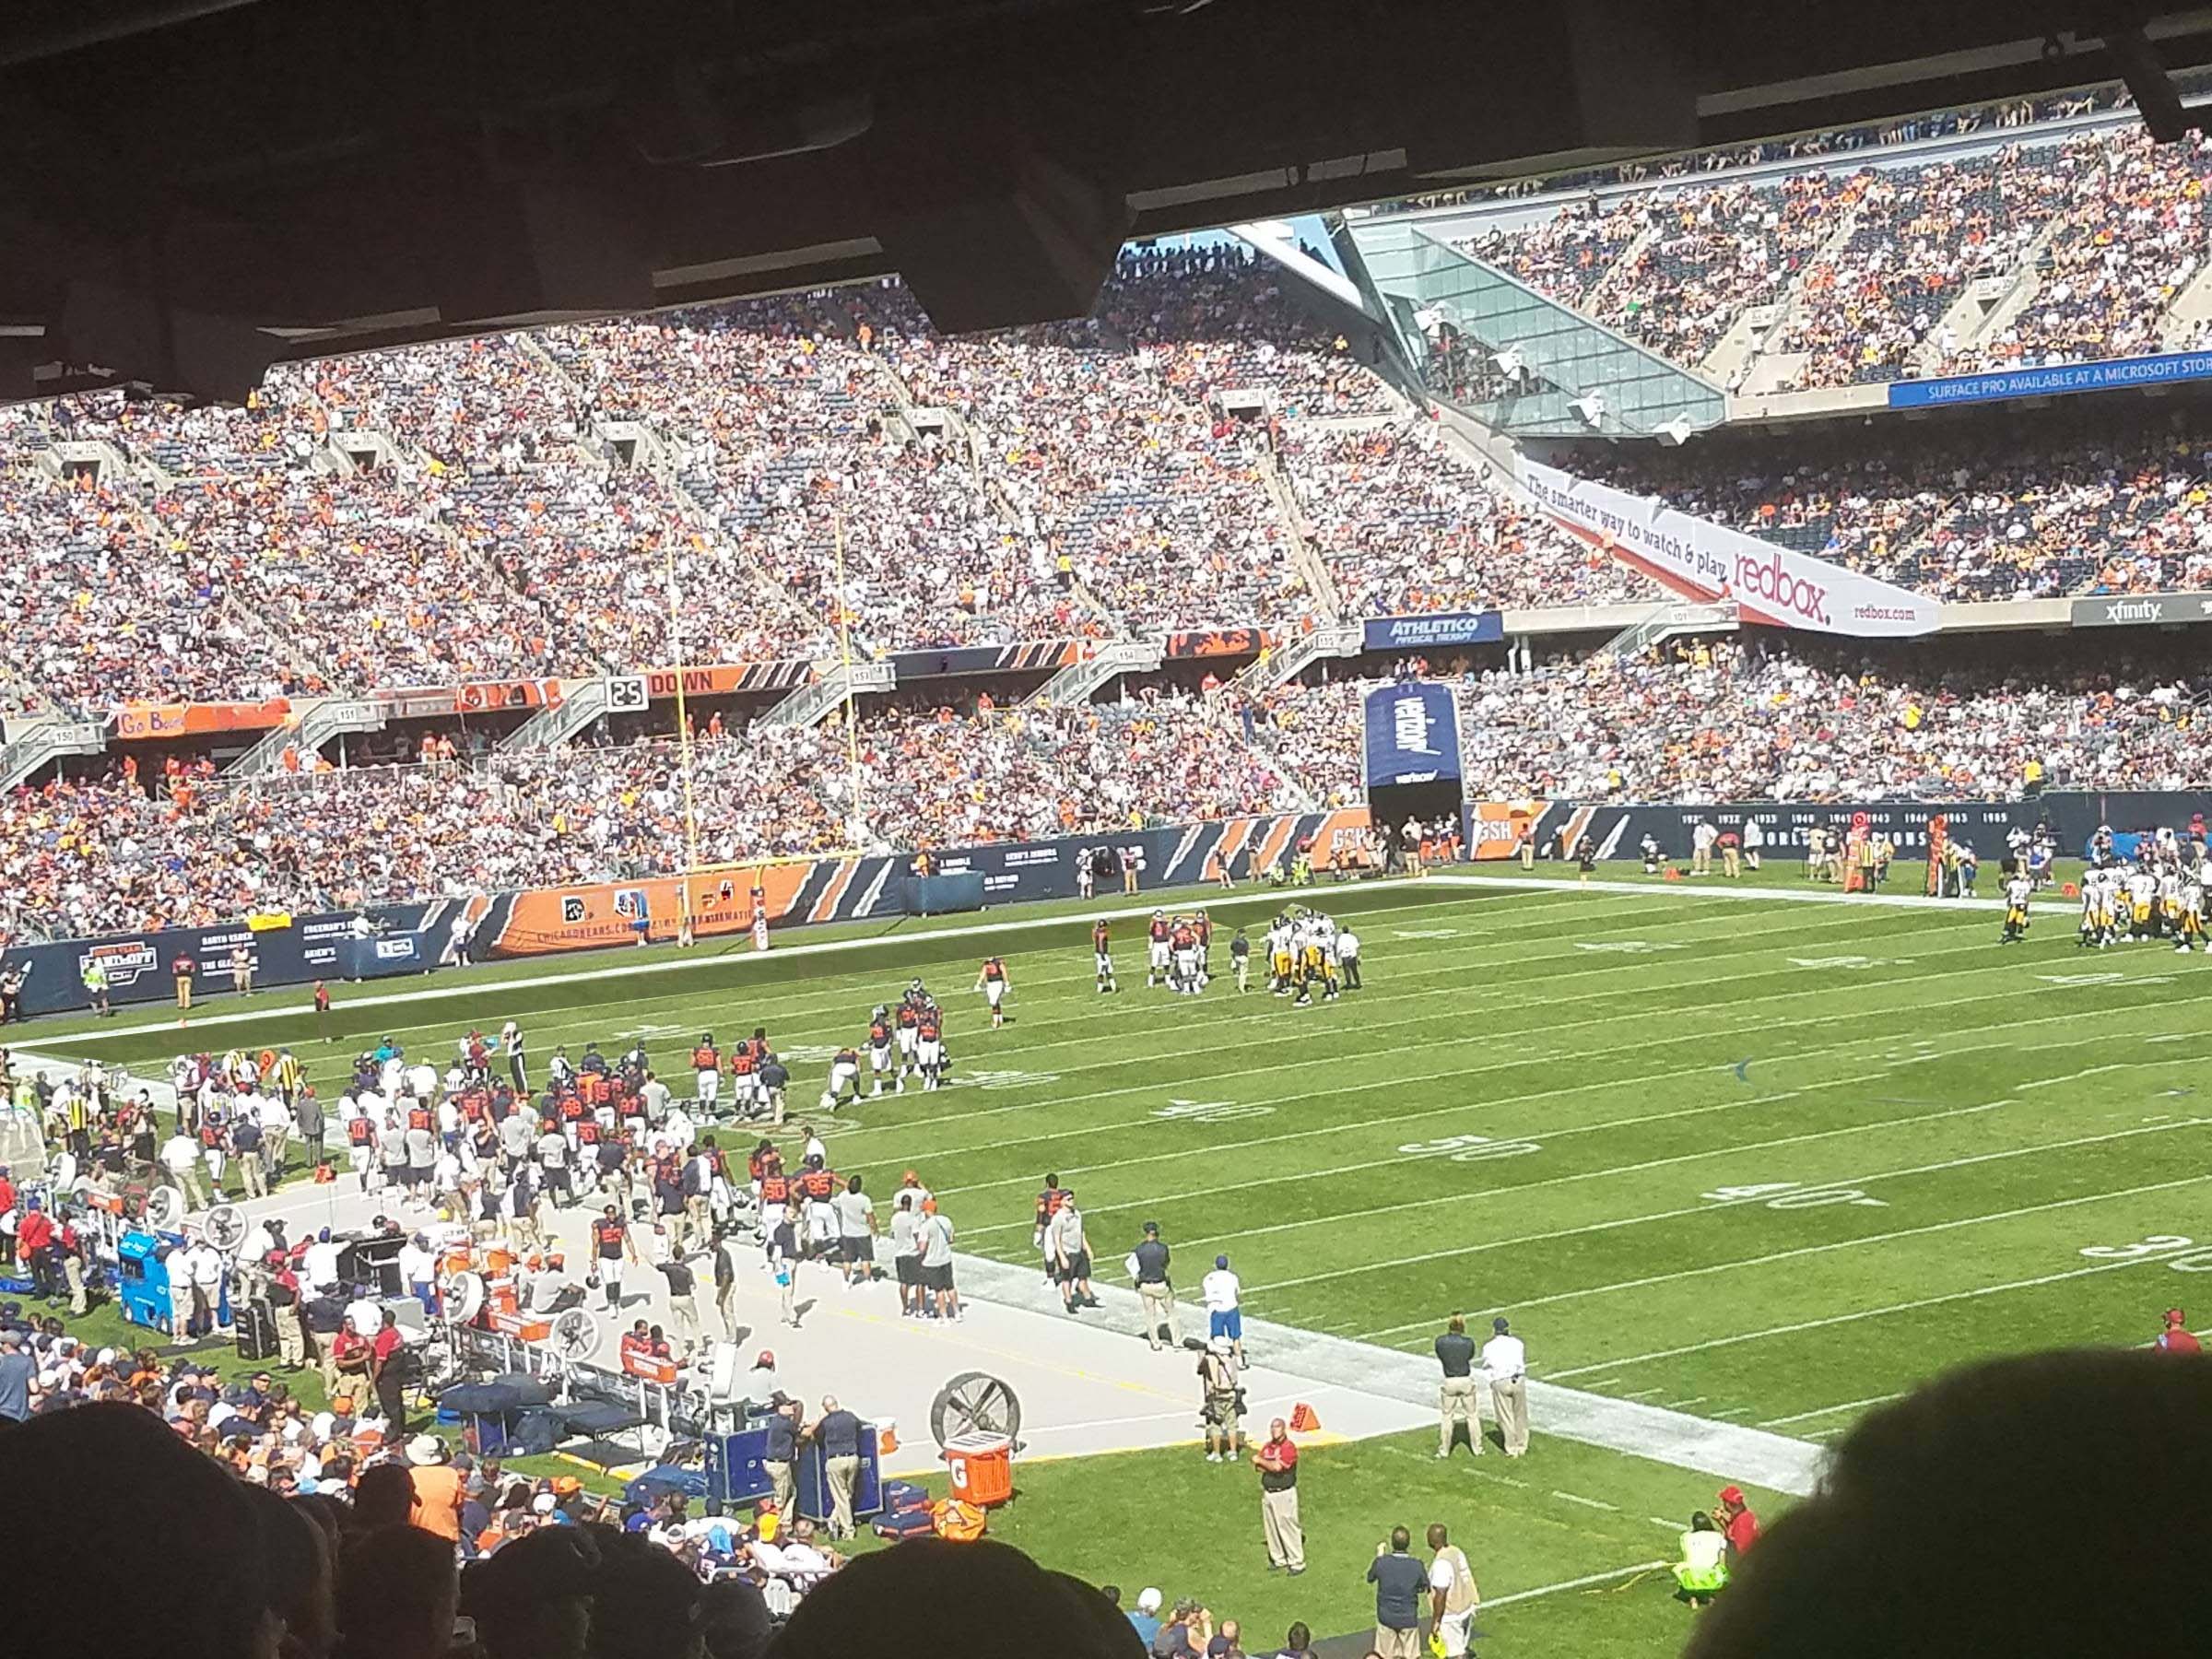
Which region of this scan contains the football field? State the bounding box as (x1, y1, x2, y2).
(49, 869, 2211, 1441)
(32, 869, 2212, 1653)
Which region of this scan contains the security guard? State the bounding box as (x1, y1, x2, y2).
(1132, 1220, 1178, 1350)
(1434, 1312, 1481, 1457)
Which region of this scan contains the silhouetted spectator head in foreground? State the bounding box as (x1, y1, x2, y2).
(767, 1538, 1140, 1659)
(248, 1481, 339, 1659)
(587, 1529, 708, 1659)
(698, 1576, 774, 1659)
(335, 1525, 459, 1659)
(461, 1523, 602, 1659)
(352, 1462, 418, 1533)
(1688, 1350, 2212, 1659)
(0, 1401, 276, 1659)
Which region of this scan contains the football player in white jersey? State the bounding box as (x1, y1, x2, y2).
(1999, 870, 2033, 944)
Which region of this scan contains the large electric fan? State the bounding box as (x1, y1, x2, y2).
(203, 1204, 250, 1253)
(447, 1272, 488, 1324)
(929, 1371, 1023, 1448)
(705, 1342, 745, 1405)
(144, 1186, 185, 1231)
(550, 1309, 602, 1363)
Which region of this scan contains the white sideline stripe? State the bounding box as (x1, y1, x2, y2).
(1487, 1562, 1669, 1607)
(945, 1251, 1826, 1496)
(1352, 1168, 2212, 1336)
(1431, 872, 2079, 914)
(1549, 1490, 1620, 1512)
(1547, 1253, 2183, 1379)
(1249, 1111, 2209, 1299)
(49, 883, 1523, 1045)
(42, 866, 2036, 1050)
(1760, 1393, 1904, 1428)
(912, 947, 2212, 1182)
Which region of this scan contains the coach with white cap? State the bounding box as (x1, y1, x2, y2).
(1481, 1316, 1529, 1457)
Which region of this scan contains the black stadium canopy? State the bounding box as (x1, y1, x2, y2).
(6, 0, 2212, 402)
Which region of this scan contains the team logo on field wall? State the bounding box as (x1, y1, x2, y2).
(77, 940, 159, 989)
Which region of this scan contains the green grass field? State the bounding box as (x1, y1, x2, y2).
(27, 867, 2205, 1656)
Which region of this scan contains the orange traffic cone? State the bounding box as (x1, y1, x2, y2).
(1288, 1403, 1320, 1432)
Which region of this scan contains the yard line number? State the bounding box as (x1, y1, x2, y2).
(2078, 1235, 2212, 1270)
(1702, 1182, 1888, 1209)
(1398, 1133, 1545, 1161)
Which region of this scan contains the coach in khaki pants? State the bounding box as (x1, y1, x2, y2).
(1482, 1316, 1530, 1457)
(1131, 1221, 1180, 1350)
(1434, 1313, 1481, 1456)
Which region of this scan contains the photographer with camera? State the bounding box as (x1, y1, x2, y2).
(1199, 1336, 1243, 1465)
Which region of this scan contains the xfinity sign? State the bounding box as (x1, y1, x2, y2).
(2071, 593, 2212, 629)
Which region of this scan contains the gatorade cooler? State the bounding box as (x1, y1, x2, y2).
(941, 1432, 1013, 1507)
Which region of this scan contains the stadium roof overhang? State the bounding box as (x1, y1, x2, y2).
(6, 0, 2212, 403)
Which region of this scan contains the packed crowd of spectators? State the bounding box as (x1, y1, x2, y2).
(0, 693, 1300, 937)
(1, 252, 1419, 712)
(1469, 109, 2212, 387)
(1260, 638, 2212, 804)
(866, 266, 1315, 635)
(1277, 422, 1654, 613)
(1582, 412, 2212, 599)
(1466, 173, 1859, 368)
(0, 415, 317, 713)
(1934, 127, 2212, 376)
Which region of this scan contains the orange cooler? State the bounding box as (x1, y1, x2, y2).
(942, 1433, 1013, 1506)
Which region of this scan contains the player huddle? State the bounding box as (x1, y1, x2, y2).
(1141, 910, 1216, 996)
(1265, 905, 1360, 1005)
(832, 980, 950, 1106)
(2070, 838, 2212, 952)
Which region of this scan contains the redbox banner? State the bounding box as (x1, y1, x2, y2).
(1520, 459, 1939, 638)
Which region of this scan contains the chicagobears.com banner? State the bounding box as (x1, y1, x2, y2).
(1519, 459, 1940, 639)
(1363, 682, 1464, 789)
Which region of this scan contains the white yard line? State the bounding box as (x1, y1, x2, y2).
(1279, 1113, 2206, 1305)
(1486, 1561, 1670, 1607)
(1350, 1169, 2212, 1335)
(923, 965, 2212, 1189)
(1431, 872, 2077, 915)
(1759, 1393, 1904, 1428)
(1547, 1253, 2183, 1380)
(1212, 1094, 1999, 1265)
(1549, 1489, 1622, 1512)
(37, 885, 1520, 1046)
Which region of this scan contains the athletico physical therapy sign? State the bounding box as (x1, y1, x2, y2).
(1519, 460, 1940, 638)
